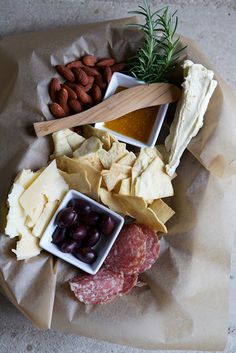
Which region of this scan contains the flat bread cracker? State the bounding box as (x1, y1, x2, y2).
(149, 199, 175, 224)
(59, 170, 91, 194)
(73, 136, 102, 157)
(114, 194, 167, 233)
(76, 153, 103, 171)
(119, 178, 131, 195)
(56, 156, 101, 201)
(99, 188, 125, 215)
(101, 164, 131, 191)
(135, 156, 174, 200)
(99, 142, 128, 169)
(117, 151, 136, 166)
(82, 125, 117, 150)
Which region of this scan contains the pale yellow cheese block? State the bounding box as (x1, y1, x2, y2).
(32, 200, 59, 238)
(12, 226, 41, 260)
(19, 160, 68, 224)
(5, 170, 39, 238)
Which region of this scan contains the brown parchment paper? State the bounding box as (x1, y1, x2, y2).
(0, 18, 236, 351)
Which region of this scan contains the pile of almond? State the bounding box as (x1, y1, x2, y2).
(48, 55, 126, 119)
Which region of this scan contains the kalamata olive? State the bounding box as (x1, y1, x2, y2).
(74, 247, 97, 264)
(82, 211, 100, 226)
(83, 228, 101, 247)
(60, 240, 78, 253)
(99, 215, 115, 235)
(56, 207, 78, 228)
(52, 226, 67, 245)
(69, 223, 87, 241)
(67, 198, 91, 215)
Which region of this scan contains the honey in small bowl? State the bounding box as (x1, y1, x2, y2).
(104, 87, 159, 144)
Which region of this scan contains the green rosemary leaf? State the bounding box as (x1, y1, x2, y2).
(128, 2, 186, 83)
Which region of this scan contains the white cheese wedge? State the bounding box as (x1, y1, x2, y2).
(165, 60, 217, 176)
(135, 156, 174, 200)
(32, 200, 59, 238)
(19, 160, 68, 224)
(12, 226, 41, 260)
(5, 170, 38, 238)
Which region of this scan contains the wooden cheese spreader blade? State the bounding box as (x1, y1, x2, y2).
(34, 83, 181, 137)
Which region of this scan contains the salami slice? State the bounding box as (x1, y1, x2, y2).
(120, 273, 139, 295)
(104, 224, 146, 274)
(69, 268, 124, 305)
(138, 224, 160, 273)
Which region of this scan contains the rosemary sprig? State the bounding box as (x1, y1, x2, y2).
(128, 0, 186, 83)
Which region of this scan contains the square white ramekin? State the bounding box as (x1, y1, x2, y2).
(40, 189, 124, 275)
(95, 72, 168, 148)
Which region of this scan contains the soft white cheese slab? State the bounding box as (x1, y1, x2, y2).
(165, 60, 217, 176)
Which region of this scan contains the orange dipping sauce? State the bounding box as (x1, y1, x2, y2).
(104, 87, 159, 143)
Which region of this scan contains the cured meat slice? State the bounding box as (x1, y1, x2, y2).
(104, 224, 146, 274)
(69, 268, 124, 305)
(138, 224, 160, 273)
(120, 273, 138, 295)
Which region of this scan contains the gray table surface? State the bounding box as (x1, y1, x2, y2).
(0, 1, 236, 352)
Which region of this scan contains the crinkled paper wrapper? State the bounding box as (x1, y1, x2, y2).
(0, 17, 236, 351)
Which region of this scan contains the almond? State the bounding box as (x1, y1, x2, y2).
(92, 84, 102, 103)
(73, 68, 89, 86)
(83, 76, 95, 92)
(103, 66, 112, 84)
(96, 58, 116, 67)
(82, 66, 100, 77)
(66, 60, 83, 69)
(66, 83, 84, 94)
(68, 99, 82, 113)
(49, 78, 61, 102)
(57, 88, 68, 106)
(95, 74, 107, 90)
(62, 103, 70, 116)
(75, 86, 93, 104)
(62, 84, 77, 100)
(49, 103, 66, 119)
(56, 65, 75, 82)
(82, 55, 97, 67)
(111, 62, 126, 73)
(64, 81, 93, 94)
